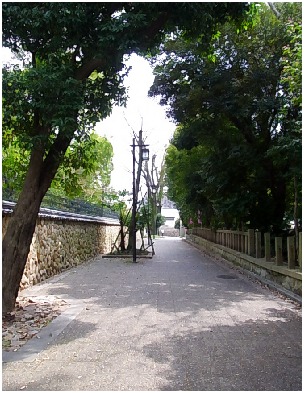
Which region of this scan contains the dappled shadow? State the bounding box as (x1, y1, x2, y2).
(140, 317, 302, 391)
(2, 317, 98, 364)
(3, 316, 301, 391)
(36, 238, 277, 314)
(3, 238, 301, 391)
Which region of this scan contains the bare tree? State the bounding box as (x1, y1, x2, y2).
(143, 153, 166, 236)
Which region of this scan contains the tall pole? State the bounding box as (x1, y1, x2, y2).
(132, 138, 136, 262)
(147, 184, 152, 246)
(131, 130, 149, 262)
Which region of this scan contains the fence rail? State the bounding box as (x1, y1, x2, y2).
(2, 189, 119, 220)
(191, 227, 302, 271)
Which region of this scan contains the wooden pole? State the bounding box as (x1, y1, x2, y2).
(132, 138, 136, 262)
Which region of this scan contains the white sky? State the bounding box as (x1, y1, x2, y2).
(96, 54, 176, 193)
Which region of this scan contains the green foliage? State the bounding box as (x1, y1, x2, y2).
(156, 213, 166, 230)
(2, 2, 254, 313)
(281, 19, 302, 108)
(2, 2, 249, 201)
(155, 4, 302, 232)
(2, 137, 30, 198)
(136, 203, 165, 232)
(50, 133, 114, 202)
(2, 131, 114, 204)
(174, 218, 181, 229)
(137, 203, 150, 232)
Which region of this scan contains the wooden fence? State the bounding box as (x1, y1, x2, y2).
(191, 227, 302, 271)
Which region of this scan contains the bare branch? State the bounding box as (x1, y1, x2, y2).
(267, 2, 281, 19)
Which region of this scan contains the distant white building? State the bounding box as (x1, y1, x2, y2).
(161, 196, 179, 228)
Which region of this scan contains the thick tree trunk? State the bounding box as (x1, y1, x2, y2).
(2, 191, 43, 313)
(2, 149, 46, 313)
(2, 131, 74, 313)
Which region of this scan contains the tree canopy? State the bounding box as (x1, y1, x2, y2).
(2, 2, 249, 204)
(3, 131, 114, 203)
(150, 3, 302, 232)
(2, 2, 250, 313)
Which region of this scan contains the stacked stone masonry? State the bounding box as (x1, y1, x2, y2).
(160, 226, 180, 237)
(186, 233, 302, 297)
(2, 216, 121, 290)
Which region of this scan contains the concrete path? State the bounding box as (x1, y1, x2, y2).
(2, 238, 302, 391)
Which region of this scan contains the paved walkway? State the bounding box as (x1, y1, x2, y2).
(2, 238, 302, 391)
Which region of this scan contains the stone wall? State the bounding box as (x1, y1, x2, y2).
(186, 234, 302, 297)
(2, 215, 121, 290)
(159, 225, 180, 237)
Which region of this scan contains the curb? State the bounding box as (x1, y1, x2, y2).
(102, 254, 153, 259)
(2, 301, 84, 363)
(184, 238, 302, 305)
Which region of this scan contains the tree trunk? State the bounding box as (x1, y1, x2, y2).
(119, 219, 126, 251)
(140, 229, 145, 250)
(2, 153, 45, 312)
(2, 190, 43, 313)
(2, 131, 74, 313)
(127, 228, 133, 251)
(128, 131, 144, 250)
(271, 176, 287, 235)
(293, 175, 299, 263)
(264, 156, 288, 234)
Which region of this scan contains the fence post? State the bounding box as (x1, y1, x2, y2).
(255, 231, 261, 258)
(299, 232, 302, 271)
(287, 236, 295, 269)
(264, 232, 271, 262)
(248, 229, 255, 257)
(243, 233, 246, 253)
(241, 233, 244, 253)
(275, 237, 283, 266)
(245, 233, 248, 254)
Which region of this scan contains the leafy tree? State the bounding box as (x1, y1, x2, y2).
(109, 191, 132, 252)
(2, 2, 249, 312)
(156, 213, 166, 232)
(3, 132, 114, 204)
(151, 3, 302, 232)
(50, 133, 114, 203)
(137, 202, 151, 249)
(137, 204, 165, 240)
(2, 137, 30, 200)
(174, 218, 181, 230)
(165, 143, 208, 226)
(143, 153, 166, 236)
(269, 2, 302, 257)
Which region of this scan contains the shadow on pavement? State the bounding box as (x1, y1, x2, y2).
(3, 238, 301, 391)
(141, 318, 302, 391)
(4, 317, 301, 391)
